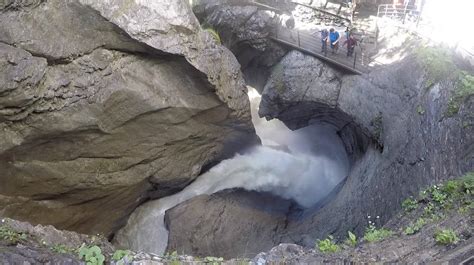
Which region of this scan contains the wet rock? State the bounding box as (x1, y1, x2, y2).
(165, 189, 294, 259)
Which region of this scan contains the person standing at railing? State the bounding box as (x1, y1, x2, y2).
(329, 28, 341, 54)
(344, 33, 358, 57)
(321, 29, 329, 53)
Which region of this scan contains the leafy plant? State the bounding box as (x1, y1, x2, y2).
(316, 235, 340, 253)
(431, 188, 448, 206)
(345, 231, 357, 247)
(404, 218, 427, 235)
(446, 72, 474, 117)
(461, 172, 474, 194)
(204, 256, 224, 264)
(0, 225, 27, 245)
(112, 249, 132, 264)
(363, 225, 392, 242)
(434, 229, 459, 245)
(203, 28, 221, 44)
(78, 245, 105, 265)
(402, 197, 418, 212)
(422, 202, 435, 217)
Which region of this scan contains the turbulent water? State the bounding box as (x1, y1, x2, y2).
(115, 87, 349, 254)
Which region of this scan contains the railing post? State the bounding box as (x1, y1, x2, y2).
(297, 31, 300, 47)
(353, 51, 357, 69)
(402, 4, 408, 24)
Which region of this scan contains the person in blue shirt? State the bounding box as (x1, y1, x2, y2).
(329, 28, 341, 54)
(320, 29, 329, 53)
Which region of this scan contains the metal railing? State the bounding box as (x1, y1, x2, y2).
(376, 4, 420, 24)
(272, 26, 368, 74)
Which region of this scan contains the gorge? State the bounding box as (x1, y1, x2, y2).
(0, 0, 473, 263)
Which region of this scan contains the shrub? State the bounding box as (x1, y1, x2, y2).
(434, 229, 459, 245)
(363, 225, 393, 242)
(404, 218, 427, 235)
(78, 245, 105, 265)
(402, 197, 418, 212)
(446, 72, 474, 117)
(316, 235, 340, 253)
(0, 225, 27, 245)
(345, 231, 357, 247)
(415, 47, 455, 88)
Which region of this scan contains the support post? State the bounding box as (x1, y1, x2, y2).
(298, 31, 300, 47)
(353, 51, 357, 69)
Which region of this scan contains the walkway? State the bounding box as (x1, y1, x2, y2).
(271, 26, 370, 74)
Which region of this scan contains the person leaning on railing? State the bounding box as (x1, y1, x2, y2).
(329, 28, 341, 54)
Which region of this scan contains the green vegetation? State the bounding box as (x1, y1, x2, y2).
(163, 251, 181, 265)
(0, 225, 27, 245)
(446, 71, 474, 117)
(415, 46, 455, 88)
(370, 113, 383, 141)
(51, 244, 75, 254)
(415, 46, 473, 118)
(112, 249, 132, 264)
(316, 235, 340, 253)
(398, 172, 473, 242)
(420, 172, 473, 215)
(363, 225, 393, 243)
(78, 245, 105, 265)
(416, 105, 425, 115)
(402, 197, 418, 212)
(203, 28, 221, 44)
(434, 229, 459, 245)
(345, 231, 357, 247)
(404, 217, 426, 235)
(204, 256, 224, 264)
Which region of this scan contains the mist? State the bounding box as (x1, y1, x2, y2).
(115, 87, 349, 254)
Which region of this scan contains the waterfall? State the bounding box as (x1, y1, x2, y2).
(114, 87, 349, 254)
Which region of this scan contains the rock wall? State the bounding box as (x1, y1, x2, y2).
(178, 0, 474, 252)
(0, 0, 257, 236)
(166, 189, 295, 259)
(260, 48, 473, 246)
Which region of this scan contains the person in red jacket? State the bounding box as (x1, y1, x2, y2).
(344, 33, 357, 57)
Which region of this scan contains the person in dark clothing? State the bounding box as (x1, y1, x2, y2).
(320, 29, 329, 53)
(344, 33, 357, 57)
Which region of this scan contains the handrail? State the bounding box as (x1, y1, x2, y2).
(273, 25, 368, 74)
(376, 3, 419, 24)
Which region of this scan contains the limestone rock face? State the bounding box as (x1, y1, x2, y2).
(259, 49, 474, 246)
(165, 190, 294, 259)
(79, 0, 250, 119)
(0, 0, 256, 236)
(193, 1, 288, 91)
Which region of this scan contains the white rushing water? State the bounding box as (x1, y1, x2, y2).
(115, 87, 349, 254)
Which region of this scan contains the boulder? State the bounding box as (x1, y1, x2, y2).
(79, 0, 251, 119)
(165, 189, 295, 259)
